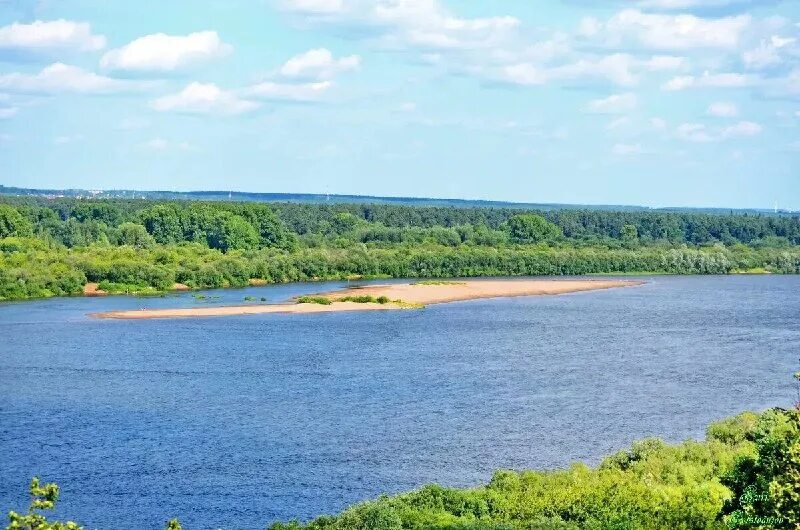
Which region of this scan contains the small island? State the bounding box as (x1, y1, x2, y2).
(92, 278, 642, 320)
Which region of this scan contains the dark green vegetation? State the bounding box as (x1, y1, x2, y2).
(297, 296, 334, 305)
(1, 196, 799, 301)
(9, 406, 799, 529)
(297, 295, 394, 305)
(339, 295, 392, 304)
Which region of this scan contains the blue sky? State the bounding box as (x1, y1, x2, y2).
(0, 0, 798, 209)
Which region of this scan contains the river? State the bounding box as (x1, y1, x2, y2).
(1, 275, 797, 529)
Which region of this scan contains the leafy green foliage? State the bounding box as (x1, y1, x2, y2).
(339, 295, 380, 303)
(505, 215, 562, 244)
(6, 477, 81, 530)
(297, 296, 333, 305)
(207, 213, 260, 252)
(0, 204, 33, 238)
(0, 197, 798, 301)
(116, 222, 155, 249)
(621, 224, 638, 242)
(139, 204, 183, 244)
(720, 408, 800, 528)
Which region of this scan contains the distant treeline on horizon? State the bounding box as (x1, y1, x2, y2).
(1, 184, 795, 216)
(0, 193, 799, 301)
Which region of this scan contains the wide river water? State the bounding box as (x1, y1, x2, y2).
(1, 275, 798, 529)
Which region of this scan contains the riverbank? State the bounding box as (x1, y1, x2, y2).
(92, 278, 641, 319)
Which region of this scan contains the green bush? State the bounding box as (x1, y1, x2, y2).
(339, 295, 378, 303)
(296, 296, 332, 305)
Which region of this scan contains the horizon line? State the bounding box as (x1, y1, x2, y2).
(0, 183, 796, 214)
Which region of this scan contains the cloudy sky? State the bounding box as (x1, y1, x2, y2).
(0, 0, 798, 208)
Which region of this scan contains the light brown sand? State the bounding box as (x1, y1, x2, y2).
(322, 279, 639, 305)
(83, 283, 107, 296)
(92, 278, 641, 320)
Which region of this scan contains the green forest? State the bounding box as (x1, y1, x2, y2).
(1, 196, 799, 301)
(9, 404, 799, 529)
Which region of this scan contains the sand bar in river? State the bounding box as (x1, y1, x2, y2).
(92, 278, 641, 320)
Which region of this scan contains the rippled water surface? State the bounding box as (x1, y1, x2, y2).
(1, 275, 798, 530)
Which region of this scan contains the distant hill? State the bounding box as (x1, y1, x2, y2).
(0, 184, 794, 215)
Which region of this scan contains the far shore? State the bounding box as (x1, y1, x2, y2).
(92, 278, 642, 320)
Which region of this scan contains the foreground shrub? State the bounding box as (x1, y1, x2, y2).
(269, 410, 790, 530)
(6, 477, 81, 530)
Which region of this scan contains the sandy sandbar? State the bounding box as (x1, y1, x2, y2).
(92, 278, 641, 320)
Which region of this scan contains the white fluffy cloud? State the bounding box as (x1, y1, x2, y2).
(373, 0, 520, 50)
(278, 48, 360, 80)
(722, 120, 761, 136)
(479, 48, 687, 88)
(552, 54, 640, 86)
(707, 101, 738, 117)
(676, 120, 761, 141)
(663, 71, 755, 90)
(0, 63, 149, 94)
(498, 53, 642, 87)
(0, 19, 106, 52)
(281, 0, 520, 51)
(587, 93, 638, 114)
(244, 80, 332, 101)
(100, 31, 232, 72)
(742, 35, 797, 70)
(280, 0, 794, 102)
(497, 63, 548, 86)
(151, 82, 259, 115)
(580, 9, 750, 50)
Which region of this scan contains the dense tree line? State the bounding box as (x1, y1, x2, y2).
(2, 197, 799, 248)
(0, 198, 798, 301)
(1, 237, 798, 301)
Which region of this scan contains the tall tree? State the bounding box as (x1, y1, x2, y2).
(505, 214, 562, 244)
